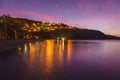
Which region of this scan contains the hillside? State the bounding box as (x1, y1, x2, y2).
(0, 15, 120, 40)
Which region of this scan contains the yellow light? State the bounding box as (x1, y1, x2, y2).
(18, 47, 21, 54)
(28, 30, 31, 32)
(33, 29, 37, 32)
(62, 37, 65, 41)
(33, 23, 36, 26)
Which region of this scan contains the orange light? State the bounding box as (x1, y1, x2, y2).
(45, 40, 54, 73)
(67, 40, 72, 63)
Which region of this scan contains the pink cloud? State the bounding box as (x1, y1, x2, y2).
(0, 8, 65, 23)
(63, 13, 120, 36)
(0, 8, 120, 36)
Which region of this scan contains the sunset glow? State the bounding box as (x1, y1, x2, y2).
(0, 0, 120, 36)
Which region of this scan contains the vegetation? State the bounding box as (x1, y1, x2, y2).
(0, 15, 119, 39)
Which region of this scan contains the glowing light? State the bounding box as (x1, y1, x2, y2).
(33, 23, 37, 26)
(62, 39, 64, 50)
(59, 40, 63, 65)
(28, 30, 31, 32)
(62, 37, 65, 41)
(45, 40, 54, 73)
(18, 47, 22, 54)
(18, 47, 21, 51)
(28, 43, 35, 68)
(67, 40, 72, 63)
(24, 44, 28, 55)
(33, 29, 37, 32)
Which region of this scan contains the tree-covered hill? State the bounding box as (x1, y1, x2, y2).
(0, 15, 120, 39)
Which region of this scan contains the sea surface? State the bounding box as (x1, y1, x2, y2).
(0, 40, 120, 80)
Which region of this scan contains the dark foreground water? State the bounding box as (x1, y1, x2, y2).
(0, 40, 120, 80)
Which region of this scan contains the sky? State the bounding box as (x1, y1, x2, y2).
(0, 0, 120, 36)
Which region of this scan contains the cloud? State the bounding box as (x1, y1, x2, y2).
(63, 12, 120, 35)
(0, 9, 65, 23)
(0, 8, 120, 36)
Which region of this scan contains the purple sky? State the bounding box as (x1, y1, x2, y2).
(0, 0, 120, 36)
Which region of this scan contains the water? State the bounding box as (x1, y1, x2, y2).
(0, 40, 120, 80)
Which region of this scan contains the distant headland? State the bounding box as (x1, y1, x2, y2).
(0, 15, 120, 40)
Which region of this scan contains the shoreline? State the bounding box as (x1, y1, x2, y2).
(0, 39, 43, 53)
(0, 39, 120, 53)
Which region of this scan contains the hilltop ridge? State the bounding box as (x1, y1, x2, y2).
(0, 15, 120, 40)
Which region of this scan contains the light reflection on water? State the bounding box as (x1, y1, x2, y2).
(19, 40, 72, 75)
(2, 40, 120, 80)
(18, 40, 120, 74)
